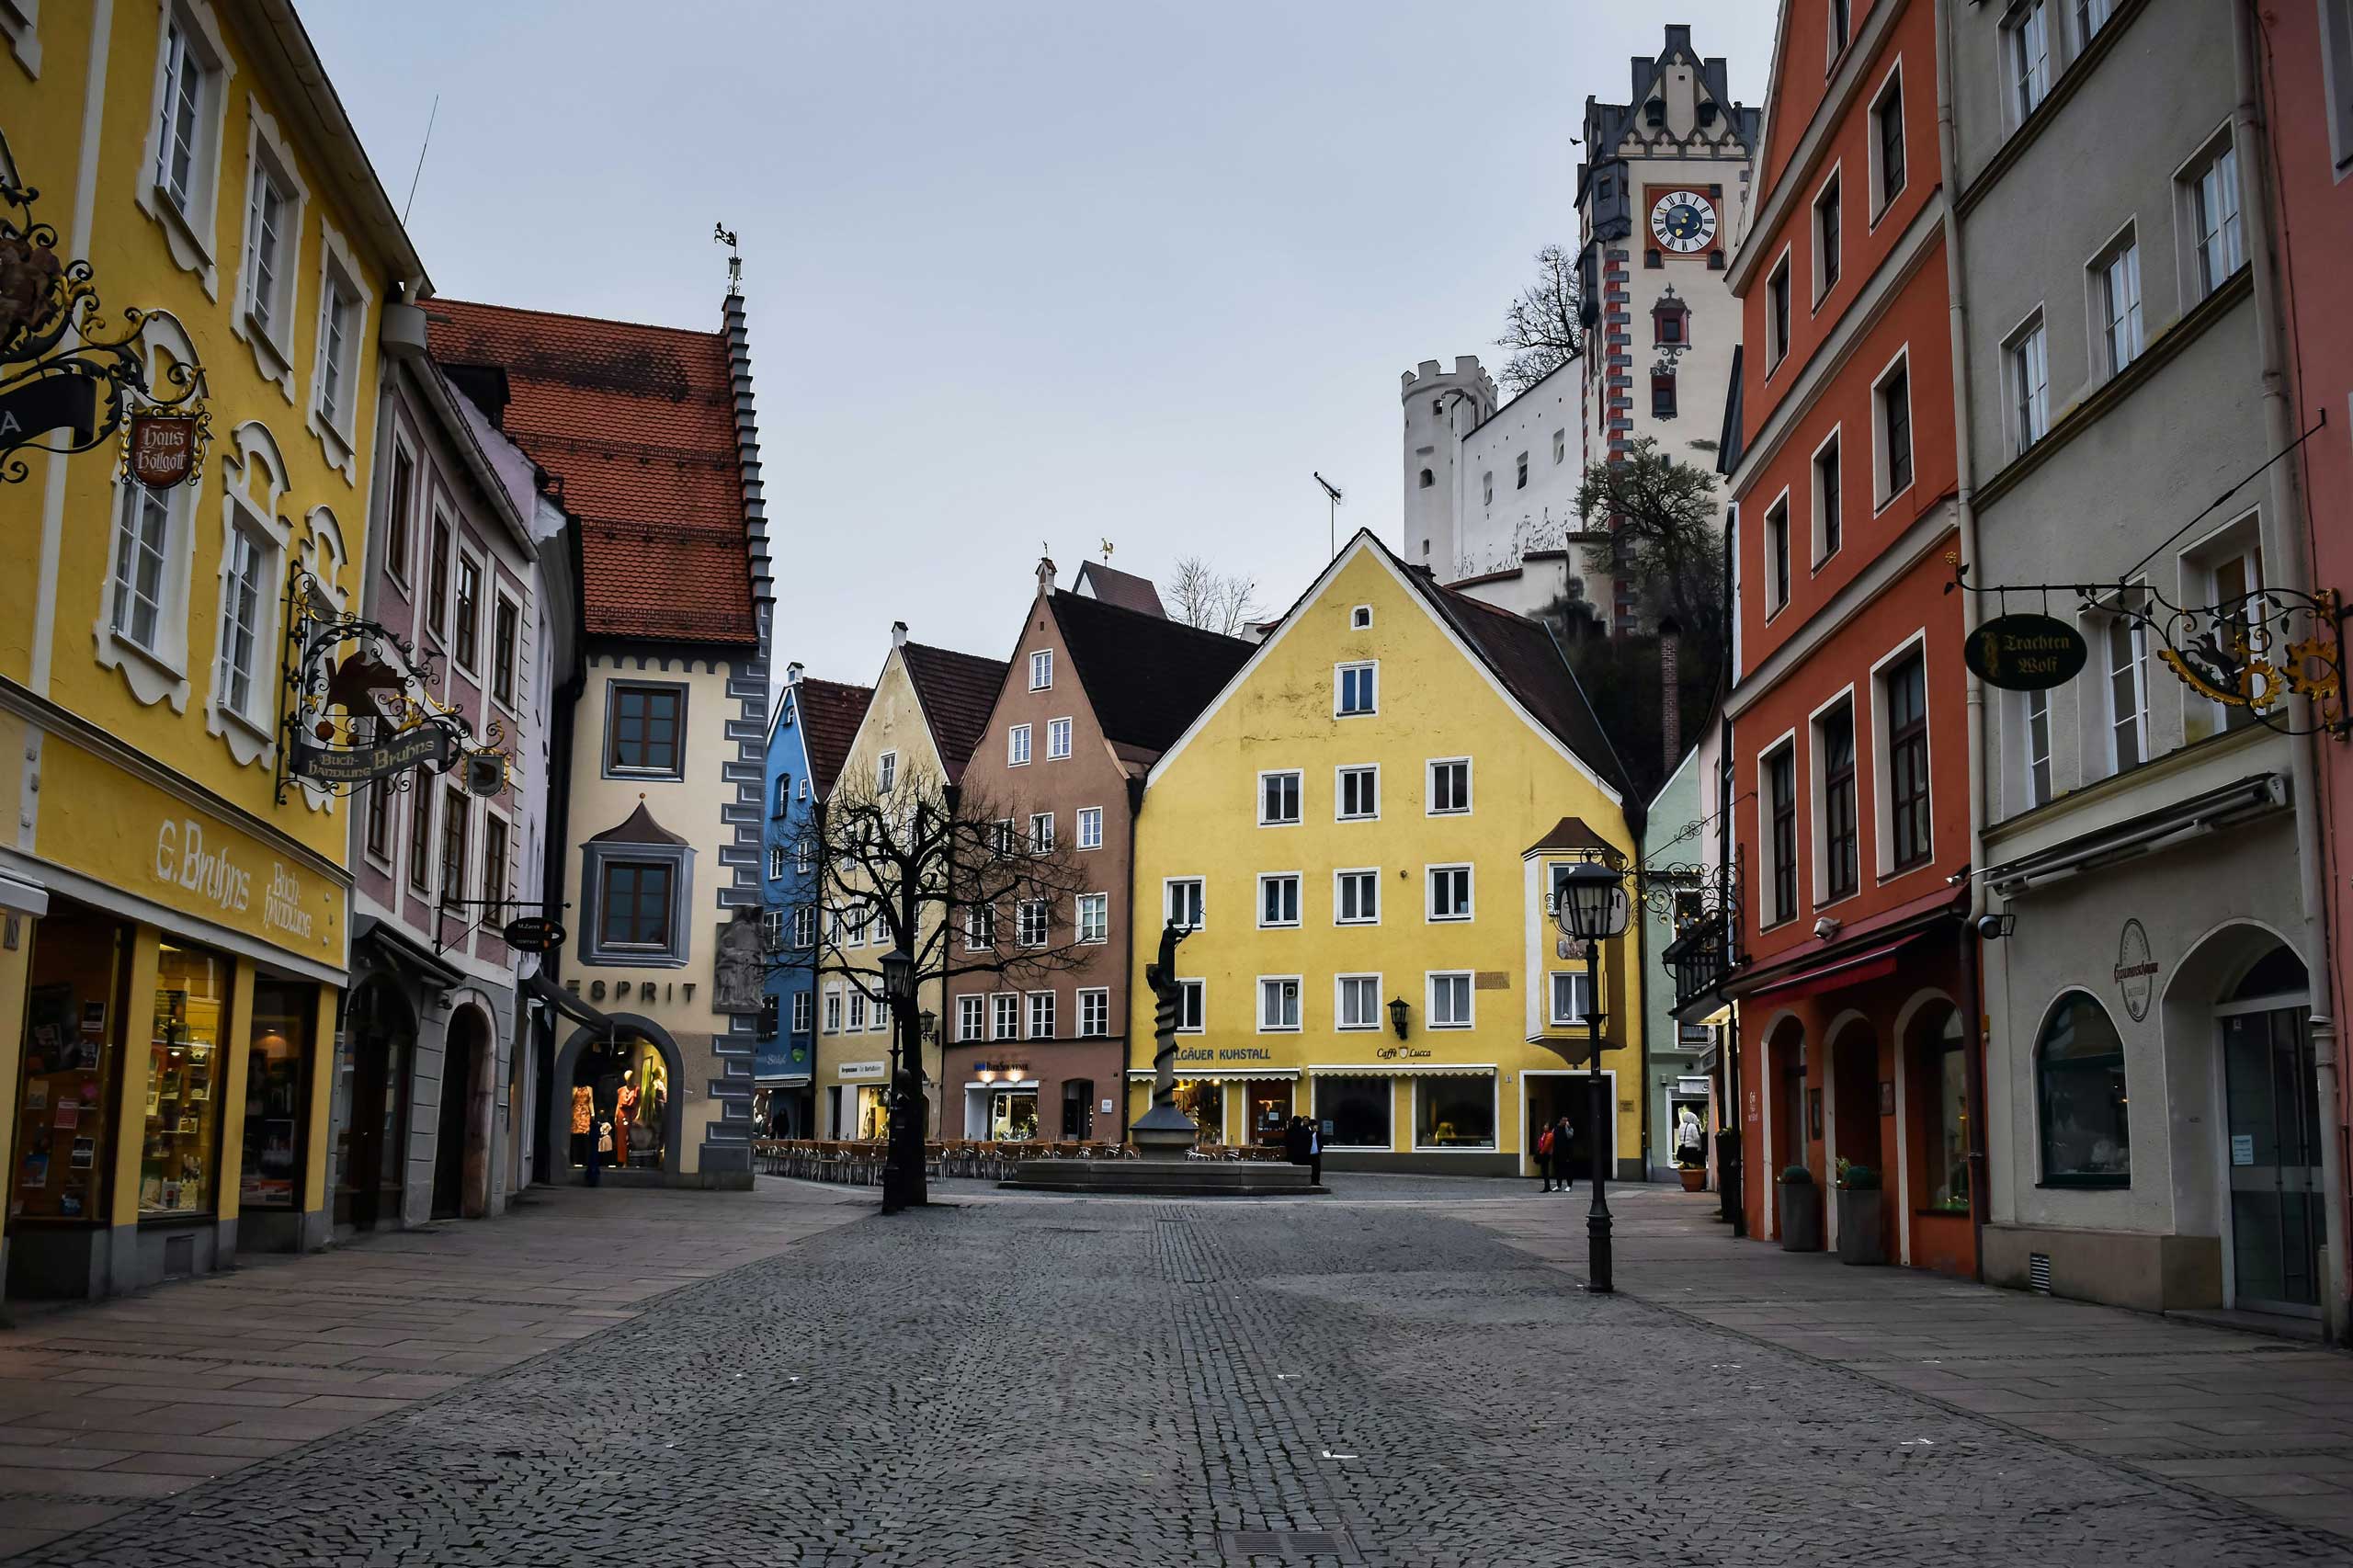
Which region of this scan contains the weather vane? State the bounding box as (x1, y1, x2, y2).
(1100, 539, 1114, 561)
(713, 222, 741, 292)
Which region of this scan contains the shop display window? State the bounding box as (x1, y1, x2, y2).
(1174, 1079, 1224, 1142)
(241, 983, 313, 1210)
(620, 1037, 669, 1168)
(1317, 1074, 1392, 1149)
(12, 909, 129, 1223)
(988, 1088, 1038, 1142)
(1243, 1079, 1293, 1145)
(1414, 1076, 1496, 1149)
(142, 943, 229, 1218)
(856, 1085, 889, 1141)
(2037, 992, 2131, 1186)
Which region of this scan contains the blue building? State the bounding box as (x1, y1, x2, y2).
(758, 665, 873, 1136)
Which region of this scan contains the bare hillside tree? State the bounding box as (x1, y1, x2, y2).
(1496, 244, 1585, 396)
(1167, 556, 1267, 636)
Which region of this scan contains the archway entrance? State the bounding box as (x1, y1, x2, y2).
(2218, 945, 2320, 1315)
(549, 1016, 686, 1185)
(1830, 1021, 1882, 1181)
(335, 977, 413, 1232)
(431, 1007, 486, 1221)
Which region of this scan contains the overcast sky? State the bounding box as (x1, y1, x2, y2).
(303, 3, 1773, 687)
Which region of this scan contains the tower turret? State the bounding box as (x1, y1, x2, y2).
(1400, 355, 1497, 575)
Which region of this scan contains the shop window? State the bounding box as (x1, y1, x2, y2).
(13, 910, 129, 1223)
(2036, 991, 2131, 1186)
(605, 682, 686, 778)
(1241, 1079, 1291, 1146)
(144, 942, 228, 1218)
(1317, 1074, 1392, 1149)
(1917, 1006, 1970, 1213)
(1062, 1079, 1097, 1139)
(1415, 1076, 1496, 1149)
(1175, 1080, 1223, 1142)
(989, 1087, 1039, 1142)
(240, 983, 312, 1212)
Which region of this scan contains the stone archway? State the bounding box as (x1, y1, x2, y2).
(547, 1013, 688, 1184)
(431, 1003, 495, 1221)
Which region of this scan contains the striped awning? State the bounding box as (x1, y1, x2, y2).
(1125, 1067, 1302, 1081)
(1306, 1062, 1497, 1078)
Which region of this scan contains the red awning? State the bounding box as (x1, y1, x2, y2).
(1747, 936, 1917, 1004)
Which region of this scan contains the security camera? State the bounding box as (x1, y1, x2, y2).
(1974, 911, 2016, 941)
(1813, 915, 1841, 940)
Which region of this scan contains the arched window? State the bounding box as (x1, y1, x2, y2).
(1417, 468, 1434, 489)
(2037, 992, 2130, 1186)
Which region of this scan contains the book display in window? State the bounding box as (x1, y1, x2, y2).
(141, 946, 225, 1217)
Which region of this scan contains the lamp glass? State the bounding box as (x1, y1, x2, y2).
(1555, 862, 1629, 942)
(879, 948, 914, 1002)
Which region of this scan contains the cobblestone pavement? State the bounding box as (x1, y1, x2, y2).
(13, 1176, 2353, 1566)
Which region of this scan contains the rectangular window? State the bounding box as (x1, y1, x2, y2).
(1017, 900, 1048, 949)
(316, 278, 354, 431)
(958, 994, 986, 1042)
(1483, 472, 1494, 506)
(365, 782, 391, 861)
(1046, 717, 1073, 759)
(1027, 991, 1056, 1040)
(1767, 745, 1798, 925)
(599, 860, 673, 949)
(1767, 254, 1792, 367)
(215, 522, 267, 719)
(453, 554, 483, 671)
(2108, 616, 2149, 770)
(1427, 758, 1471, 814)
(993, 993, 1020, 1041)
(1336, 869, 1379, 925)
(439, 785, 469, 907)
(607, 683, 684, 777)
(992, 818, 1017, 856)
(2009, 2, 2051, 123)
(1176, 979, 1206, 1031)
(1336, 974, 1381, 1030)
(795, 839, 813, 874)
(1258, 873, 1301, 927)
(2008, 315, 2050, 454)
(1166, 878, 1205, 930)
(1427, 864, 1473, 921)
(1076, 892, 1108, 944)
(1765, 496, 1792, 612)
(1651, 371, 1677, 419)
(1029, 649, 1052, 690)
(1821, 705, 1859, 901)
(1877, 358, 1914, 502)
(2188, 142, 2245, 296)
(792, 905, 818, 949)
(1813, 436, 1842, 563)
(110, 483, 172, 651)
(1886, 653, 1931, 870)
(2076, 0, 2115, 48)
(1029, 812, 1054, 853)
(2211, 543, 2267, 733)
(878, 751, 897, 793)
(1552, 428, 1566, 463)
(1007, 723, 1031, 766)
(426, 514, 453, 636)
(2022, 687, 2053, 808)
(1872, 72, 1906, 213)
(244, 163, 290, 340)
(1337, 765, 1378, 820)
(156, 15, 212, 211)
(792, 992, 813, 1035)
(1260, 770, 1302, 824)
(1813, 172, 1842, 297)
(1336, 662, 1378, 716)
(2326, 0, 2353, 171)
(483, 813, 508, 904)
(847, 990, 867, 1031)
(1258, 977, 1302, 1032)
(1516, 452, 1529, 489)
(384, 445, 415, 583)
(1550, 971, 1594, 1026)
(2096, 233, 2144, 375)
(492, 595, 520, 706)
(1076, 806, 1103, 849)
(406, 770, 433, 894)
(1078, 988, 1109, 1038)
(762, 909, 784, 950)
(1428, 971, 1472, 1029)
(965, 902, 995, 950)
(824, 990, 842, 1033)
(1830, 0, 1850, 55)
(768, 845, 788, 881)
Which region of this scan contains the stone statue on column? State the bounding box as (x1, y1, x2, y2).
(1131, 918, 1197, 1161)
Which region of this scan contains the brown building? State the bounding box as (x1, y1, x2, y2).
(943, 560, 1254, 1143)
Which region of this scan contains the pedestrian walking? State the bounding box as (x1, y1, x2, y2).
(1283, 1115, 1309, 1170)
(1544, 1113, 1574, 1194)
(1307, 1118, 1323, 1186)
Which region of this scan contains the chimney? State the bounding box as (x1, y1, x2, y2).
(891, 620, 908, 649)
(1037, 556, 1057, 596)
(1658, 617, 1682, 778)
(787, 661, 804, 687)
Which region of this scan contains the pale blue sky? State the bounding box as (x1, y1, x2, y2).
(303, 3, 1773, 685)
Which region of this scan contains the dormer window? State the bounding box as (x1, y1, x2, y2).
(1029, 649, 1052, 690)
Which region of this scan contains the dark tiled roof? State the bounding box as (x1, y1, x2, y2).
(1074, 561, 1166, 618)
(794, 678, 872, 798)
(586, 801, 688, 846)
(900, 642, 1008, 780)
(426, 299, 755, 646)
(1525, 816, 1622, 858)
(1051, 591, 1256, 756)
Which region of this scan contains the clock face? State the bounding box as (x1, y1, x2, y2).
(1650, 190, 1718, 254)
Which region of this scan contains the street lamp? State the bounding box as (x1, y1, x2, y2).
(1555, 858, 1629, 1294)
(878, 948, 917, 1213)
(1388, 996, 1410, 1040)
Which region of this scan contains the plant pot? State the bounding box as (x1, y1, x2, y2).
(1677, 1166, 1707, 1193)
(1836, 1187, 1886, 1265)
(1778, 1180, 1823, 1251)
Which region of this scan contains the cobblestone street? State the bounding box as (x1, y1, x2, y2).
(6, 1177, 2353, 1565)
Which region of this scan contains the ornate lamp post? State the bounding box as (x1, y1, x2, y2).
(878, 946, 917, 1213)
(1555, 858, 1630, 1294)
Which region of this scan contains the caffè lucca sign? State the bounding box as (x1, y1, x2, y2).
(2, 131, 210, 486)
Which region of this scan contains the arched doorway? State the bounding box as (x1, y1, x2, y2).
(336, 977, 414, 1231)
(1828, 1017, 1885, 1258)
(547, 1016, 688, 1184)
(431, 1006, 489, 1220)
(2217, 944, 2319, 1315)
(1762, 1014, 1807, 1241)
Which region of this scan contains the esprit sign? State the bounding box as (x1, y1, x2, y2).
(1964, 614, 2089, 691)
(153, 820, 314, 940)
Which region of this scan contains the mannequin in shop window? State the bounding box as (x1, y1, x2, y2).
(571, 1082, 594, 1165)
(614, 1070, 640, 1166)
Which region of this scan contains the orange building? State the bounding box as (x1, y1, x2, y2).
(1720, 0, 1979, 1274)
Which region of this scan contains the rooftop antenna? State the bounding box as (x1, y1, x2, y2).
(402, 94, 439, 225)
(1313, 472, 1344, 558)
(713, 222, 742, 292)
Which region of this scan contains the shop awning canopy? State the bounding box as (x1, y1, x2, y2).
(1307, 1062, 1497, 1077)
(1745, 937, 1915, 1005)
(1125, 1067, 1302, 1081)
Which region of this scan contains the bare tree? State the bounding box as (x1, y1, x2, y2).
(1495, 244, 1585, 397)
(1167, 556, 1267, 636)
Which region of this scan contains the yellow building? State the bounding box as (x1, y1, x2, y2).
(1, 3, 421, 1297)
(1126, 531, 1644, 1176)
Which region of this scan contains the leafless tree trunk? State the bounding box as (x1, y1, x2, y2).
(1167, 557, 1267, 636)
(1496, 243, 1585, 397)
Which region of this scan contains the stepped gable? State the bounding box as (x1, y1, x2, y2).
(1050, 591, 1256, 756)
(900, 642, 1009, 781)
(427, 298, 756, 646)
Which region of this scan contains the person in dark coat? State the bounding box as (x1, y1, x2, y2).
(1543, 1114, 1575, 1194)
(1283, 1116, 1311, 1169)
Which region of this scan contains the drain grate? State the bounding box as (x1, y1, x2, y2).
(1222, 1530, 1346, 1559)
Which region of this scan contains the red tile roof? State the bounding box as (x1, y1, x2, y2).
(899, 642, 1009, 781)
(794, 677, 872, 799)
(426, 299, 756, 646)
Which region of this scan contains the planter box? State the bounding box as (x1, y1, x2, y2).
(1779, 1181, 1823, 1252)
(1836, 1188, 1886, 1265)
(1677, 1166, 1707, 1193)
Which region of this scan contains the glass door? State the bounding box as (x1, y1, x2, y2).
(2222, 1005, 2323, 1315)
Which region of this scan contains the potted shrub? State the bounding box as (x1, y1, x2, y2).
(1777, 1164, 1823, 1252)
(1835, 1159, 1886, 1266)
(1677, 1158, 1707, 1194)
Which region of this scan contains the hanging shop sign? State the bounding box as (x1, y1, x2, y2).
(127, 409, 198, 488)
(501, 916, 566, 953)
(1964, 614, 2088, 691)
(1, 131, 210, 486)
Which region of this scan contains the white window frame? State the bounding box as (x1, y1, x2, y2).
(2075, 0, 2117, 52)
(1811, 163, 1843, 306)
(761, 908, 785, 952)
(847, 989, 868, 1032)
(138, 0, 233, 289)
(1336, 973, 1382, 1032)
(791, 905, 818, 949)
(993, 993, 1020, 1041)
(1076, 892, 1109, 945)
(232, 98, 307, 392)
(1810, 428, 1843, 568)
(1763, 488, 1793, 615)
(2088, 222, 2144, 380)
(2105, 608, 2152, 774)
(878, 750, 898, 793)
(1765, 245, 1794, 369)
(1029, 812, 1054, 854)
(1336, 763, 1380, 822)
(1257, 872, 1302, 929)
(1046, 716, 1073, 759)
(1756, 729, 1802, 927)
(2324, 0, 2353, 174)
(1868, 631, 1934, 879)
(1335, 660, 1379, 717)
(1076, 806, 1104, 849)
(1351, 603, 1375, 628)
(2006, 1, 2052, 128)
(1007, 723, 1032, 766)
(1334, 868, 1381, 926)
(1549, 970, 1595, 1027)
(791, 991, 814, 1036)
(964, 903, 996, 951)
(1177, 978, 1206, 1034)
(1426, 863, 1474, 923)
(2176, 128, 2245, 302)
(824, 987, 843, 1034)
(1017, 899, 1049, 949)
(96, 321, 210, 710)
(306, 221, 372, 479)
(767, 845, 788, 881)
(1427, 757, 1472, 815)
(1029, 649, 1052, 690)
(1256, 975, 1303, 1034)
(201, 433, 290, 756)
(2019, 687, 2054, 811)
(1258, 768, 1302, 825)
(451, 545, 486, 676)
(1870, 346, 1915, 513)
(1165, 876, 1205, 931)
(1027, 990, 1056, 1041)
(2005, 309, 2050, 457)
(1427, 971, 1474, 1030)
(1078, 987, 1110, 1039)
(1867, 58, 1907, 224)
(957, 994, 986, 1043)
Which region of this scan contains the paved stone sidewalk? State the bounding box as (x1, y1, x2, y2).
(1441, 1178, 2353, 1545)
(8, 1176, 2350, 1566)
(0, 1180, 867, 1559)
